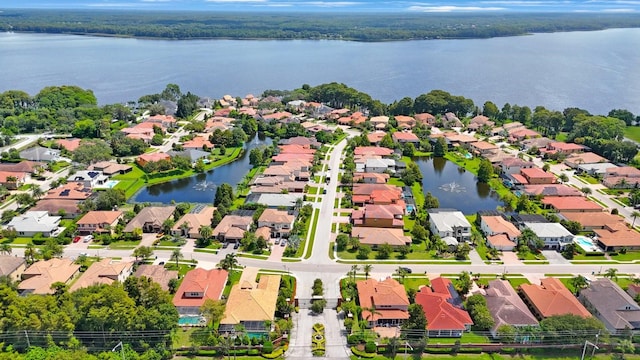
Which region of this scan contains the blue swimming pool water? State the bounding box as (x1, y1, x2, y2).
(573, 235, 602, 253)
(178, 315, 205, 326)
(104, 180, 119, 188)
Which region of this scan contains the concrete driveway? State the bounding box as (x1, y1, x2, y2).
(287, 308, 350, 360)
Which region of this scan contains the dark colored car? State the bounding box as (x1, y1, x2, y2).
(400, 267, 412, 274)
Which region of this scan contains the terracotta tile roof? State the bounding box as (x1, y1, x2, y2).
(367, 131, 387, 143)
(520, 167, 555, 180)
(212, 215, 253, 237)
(351, 227, 411, 247)
(354, 147, 394, 157)
(19, 259, 80, 294)
(137, 152, 171, 163)
(560, 211, 624, 229)
(258, 208, 295, 224)
(510, 173, 529, 185)
(183, 136, 214, 149)
(509, 128, 540, 138)
(541, 196, 603, 211)
(357, 278, 409, 322)
(0, 160, 44, 174)
(172, 206, 216, 237)
(255, 226, 271, 240)
(487, 234, 516, 248)
(414, 113, 436, 125)
(134, 265, 178, 291)
(44, 182, 92, 200)
(519, 278, 591, 318)
(548, 142, 586, 152)
(278, 144, 316, 154)
(564, 152, 607, 165)
(262, 111, 292, 120)
(501, 157, 535, 168)
(124, 206, 176, 232)
(392, 131, 419, 142)
(77, 211, 123, 226)
(415, 277, 473, 331)
(353, 172, 389, 184)
(523, 184, 583, 197)
(31, 199, 81, 216)
(221, 274, 280, 326)
(0, 255, 24, 277)
(0, 171, 27, 182)
(593, 222, 640, 248)
(69, 258, 133, 292)
(482, 215, 521, 240)
(470, 141, 498, 151)
(173, 268, 228, 308)
(55, 138, 82, 152)
(605, 166, 640, 177)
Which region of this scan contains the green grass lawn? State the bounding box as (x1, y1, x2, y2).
(3, 237, 34, 245)
(307, 186, 320, 195)
(108, 240, 141, 249)
(173, 327, 196, 348)
(164, 263, 196, 277)
(402, 276, 430, 291)
(429, 332, 490, 344)
(304, 208, 320, 259)
(507, 277, 531, 289)
(338, 242, 450, 261)
(610, 251, 640, 261)
(576, 173, 600, 184)
(517, 251, 546, 261)
(624, 126, 640, 143)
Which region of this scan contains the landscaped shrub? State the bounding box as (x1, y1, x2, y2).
(248, 349, 260, 355)
(364, 341, 377, 353)
(261, 348, 283, 359)
(262, 340, 274, 354)
(351, 346, 376, 358)
(347, 334, 363, 344)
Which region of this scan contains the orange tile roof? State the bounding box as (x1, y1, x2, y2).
(351, 227, 411, 247)
(471, 141, 498, 151)
(172, 268, 228, 308)
(0, 171, 27, 182)
(55, 138, 82, 152)
(541, 196, 603, 211)
(354, 147, 394, 157)
(548, 142, 585, 151)
(392, 131, 419, 142)
(521, 167, 555, 180)
(77, 211, 123, 226)
(183, 136, 214, 149)
(519, 278, 591, 318)
(593, 223, 640, 248)
(44, 182, 92, 200)
(415, 277, 473, 331)
(357, 278, 409, 322)
(482, 215, 521, 240)
(560, 212, 624, 229)
(487, 234, 516, 248)
(367, 131, 387, 143)
(138, 152, 171, 163)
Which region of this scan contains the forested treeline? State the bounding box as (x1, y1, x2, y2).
(1, 10, 640, 41)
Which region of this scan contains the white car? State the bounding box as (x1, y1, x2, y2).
(83, 235, 93, 243)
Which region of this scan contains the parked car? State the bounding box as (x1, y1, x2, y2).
(158, 261, 165, 265)
(83, 235, 93, 243)
(274, 239, 280, 245)
(233, 242, 240, 249)
(222, 242, 229, 249)
(280, 240, 286, 247)
(73, 236, 81, 243)
(399, 267, 412, 274)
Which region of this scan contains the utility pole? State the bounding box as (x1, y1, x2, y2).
(24, 330, 30, 348)
(580, 340, 599, 360)
(112, 341, 125, 360)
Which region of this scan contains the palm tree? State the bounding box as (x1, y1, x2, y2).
(350, 264, 359, 282)
(362, 306, 382, 328)
(24, 243, 37, 264)
(581, 187, 592, 195)
(179, 221, 191, 237)
(219, 253, 239, 275)
(570, 275, 588, 295)
(170, 248, 183, 269)
(395, 267, 408, 284)
(0, 243, 11, 255)
(199, 225, 212, 242)
(632, 211, 640, 228)
(363, 264, 372, 280)
(31, 185, 44, 199)
(604, 268, 619, 281)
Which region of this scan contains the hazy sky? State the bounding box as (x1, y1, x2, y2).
(1, 0, 639, 12)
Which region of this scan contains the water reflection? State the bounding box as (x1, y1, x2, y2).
(414, 156, 502, 214)
(132, 137, 272, 204)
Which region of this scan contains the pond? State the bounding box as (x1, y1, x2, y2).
(132, 136, 272, 204)
(414, 156, 503, 215)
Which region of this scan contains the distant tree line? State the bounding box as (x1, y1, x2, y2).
(2, 10, 640, 41)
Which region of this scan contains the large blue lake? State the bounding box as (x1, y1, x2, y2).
(1, 29, 640, 114)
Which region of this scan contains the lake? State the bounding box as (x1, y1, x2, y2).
(132, 136, 272, 204)
(1, 29, 640, 115)
(414, 156, 502, 215)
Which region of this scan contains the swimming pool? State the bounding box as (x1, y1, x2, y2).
(573, 235, 602, 253)
(95, 180, 119, 189)
(178, 315, 206, 326)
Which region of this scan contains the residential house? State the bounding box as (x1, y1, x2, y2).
(520, 168, 555, 185)
(367, 131, 387, 145)
(511, 214, 549, 228)
(257, 209, 295, 238)
(0, 160, 44, 175)
(500, 157, 536, 175)
(30, 199, 81, 218)
(351, 204, 404, 228)
(502, 122, 525, 133)
(354, 147, 394, 157)
(171, 206, 216, 238)
(467, 115, 495, 132)
(220, 272, 280, 333)
(579, 278, 640, 335)
(543, 142, 586, 156)
(245, 193, 304, 209)
(627, 284, 640, 298)
(392, 131, 420, 144)
(0, 171, 27, 189)
(55, 138, 82, 152)
(212, 215, 253, 242)
(559, 212, 625, 231)
(576, 163, 617, 177)
(136, 152, 171, 167)
(522, 184, 583, 198)
(469, 141, 499, 156)
(480, 215, 520, 251)
(564, 152, 607, 168)
(593, 223, 640, 251)
(603, 166, 640, 189)
(168, 149, 210, 163)
(0, 256, 26, 282)
(121, 122, 157, 142)
(365, 158, 396, 174)
(19, 258, 80, 295)
(173, 268, 228, 315)
(67, 170, 108, 189)
(87, 161, 132, 175)
(428, 209, 472, 242)
(352, 184, 403, 205)
(357, 277, 410, 328)
(414, 113, 436, 126)
(508, 128, 540, 143)
(76, 211, 123, 235)
(522, 222, 573, 250)
(124, 206, 176, 233)
(519, 278, 591, 319)
(7, 211, 61, 237)
(541, 196, 603, 213)
(44, 182, 92, 201)
(182, 136, 214, 151)
(69, 258, 134, 292)
(442, 112, 463, 128)
(133, 265, 178, 291)
(145, 114, 177, 128)
(351, 227, 411, 248)
(279, 136, 321, 149)
(19, 146, 60, 162)
(520, 137, 553, 152)
(395, 115, 416, 129)
(353, 172, 389, 184)
(370, 115, 389, 129)
(483, 280, 538, 338)
(415, 277, 473, 337)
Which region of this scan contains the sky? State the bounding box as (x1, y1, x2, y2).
(0, 0, 639, 12)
